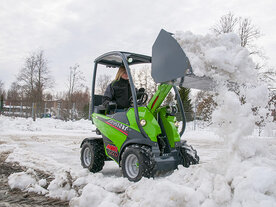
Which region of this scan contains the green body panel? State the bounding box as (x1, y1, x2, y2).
(126, 107, 160, 143)
(91, 83, 180, 162)
(147, 84, 172, 115)
(92, 113, 127, 153)
(157, 107, 181, 148)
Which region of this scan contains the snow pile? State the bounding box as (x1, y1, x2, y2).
(70, 173, 129, 206)
(0, 116, 94, 135)
(71, 183, 121, 207)
(174, 31, 276, 206)
(47, 170, 78, 200)
(8, 169, 80, 200)
(8, 168, 48, 195)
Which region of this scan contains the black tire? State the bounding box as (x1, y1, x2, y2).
(121, 145, 154, 182)
(81, 140, 105, 173)
(180, 142, 199, 167)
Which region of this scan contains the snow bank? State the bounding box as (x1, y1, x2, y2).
(47, 170, 78, 200)
(8, 168, 48, 195)
(0, 116, 94, 135)
(71, 183, 121, 207)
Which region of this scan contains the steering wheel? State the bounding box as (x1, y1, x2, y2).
(129, 92, 148, 106)
(137, 92, 148, 105)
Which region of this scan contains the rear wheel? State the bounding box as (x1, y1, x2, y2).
(180, 141, 199, 167)
(121, 145, 153, 182)
(81, 140, 105, 173)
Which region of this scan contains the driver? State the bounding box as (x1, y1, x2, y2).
(102, 66, 131, 112)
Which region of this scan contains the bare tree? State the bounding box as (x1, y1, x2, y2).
(211, 12, 261, 49)
(164, 91, 174, 106)
(195, 91, 217, 122)
(15, 50, 53, 119)
(72, 87, 90, 118)
(17, 50, 53, 104)
(17, 53, 37, 102)
(133, 65, 157, 99)
(0, 80, 4, 111)
(258, 67, 276, 88)
(7, 81, 23, 103)
(0, 80, 4, 96)
(96, 74, 112, 95)
(268, 91, 276, 121)
(211, 12, 263, 70)
(212, 12, 238, 34)
(238, 17, 261, 48)
(35, 51, 53, 113)
(67, 64, 85, 115)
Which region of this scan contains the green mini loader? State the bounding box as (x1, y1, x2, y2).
(80, 29, 212, 182)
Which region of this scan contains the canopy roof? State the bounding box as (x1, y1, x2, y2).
(95, 51, 151, 68)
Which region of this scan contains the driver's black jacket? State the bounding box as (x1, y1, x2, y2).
(102, 78, 131, 109)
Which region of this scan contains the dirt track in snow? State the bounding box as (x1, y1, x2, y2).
(0, 151, 69, 207)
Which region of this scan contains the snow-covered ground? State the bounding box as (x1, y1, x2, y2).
(1, 31, 276, 207)
(0, 116, 275, 207)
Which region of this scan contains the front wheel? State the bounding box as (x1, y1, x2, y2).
(81, 140, 105, 173)
(121, 145, 153, 182)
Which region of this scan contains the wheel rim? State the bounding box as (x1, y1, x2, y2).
(125, 154, 139, 178)
(83, 147, 92, 166)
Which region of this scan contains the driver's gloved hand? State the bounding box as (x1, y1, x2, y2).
(137, 88, 145, 99)
(138, 88, 145, 92)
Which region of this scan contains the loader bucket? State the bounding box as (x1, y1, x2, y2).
(151, 29, 215, 91)
(181, 74, 215, 91)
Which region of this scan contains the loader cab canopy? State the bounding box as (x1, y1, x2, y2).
(92, 51, 152, 139)
(95, 51, 151, 68)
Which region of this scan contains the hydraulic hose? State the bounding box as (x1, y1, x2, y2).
(173, 85, 186, 136)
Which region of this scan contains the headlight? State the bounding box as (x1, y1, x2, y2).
(140, 119, 147, 126)
(128, 57, 133, 63)
(174, 121, 180, 128)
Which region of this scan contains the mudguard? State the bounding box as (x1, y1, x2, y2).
(80, 137, 103, 148)
(118, 138, 157, 166)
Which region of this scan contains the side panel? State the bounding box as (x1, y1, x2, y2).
(92, 113, 127, 154)
(158, 108, 180, 148)
(92, 112, 156, 163)
(126, 107, 161, 143)
(102, 136, 119, 162)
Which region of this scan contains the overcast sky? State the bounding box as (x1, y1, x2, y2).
(1, 0, 275, 92)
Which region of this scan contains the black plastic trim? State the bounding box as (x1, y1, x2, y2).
(118, 138, 156, 166)
(80, 137, 103, 148)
